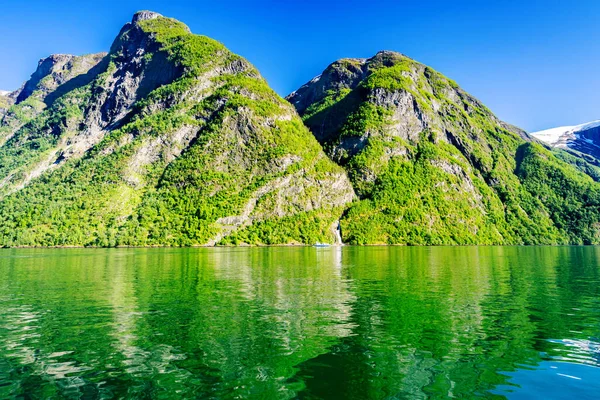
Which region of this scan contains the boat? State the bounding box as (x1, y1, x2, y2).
(313, 243, 331, 248)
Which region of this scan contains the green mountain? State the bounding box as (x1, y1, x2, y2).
(0, 11, 354, 247)
(1, 13, 599, 247)
(287, 51, 600, 245)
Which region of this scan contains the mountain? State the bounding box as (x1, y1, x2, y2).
(531, 120, 600, 163)
(288, 51, 600, 245)
(0, 11, 354, 247)
(2, 14, 599, 248)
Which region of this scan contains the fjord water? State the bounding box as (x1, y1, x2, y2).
(0, 247, 599, 399)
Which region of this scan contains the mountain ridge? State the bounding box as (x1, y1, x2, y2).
(0, 12, 599, 246)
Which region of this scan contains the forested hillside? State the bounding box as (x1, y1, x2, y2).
(288, 51, 600, 245)
(0, 12, 354, 247)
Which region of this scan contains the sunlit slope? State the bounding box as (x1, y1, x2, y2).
(288, 51, 600, 244)
(0, 12, 354, 247)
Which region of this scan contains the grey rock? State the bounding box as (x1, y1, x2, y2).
(15, 53, 107, 104)
(132, 10, 162, 23)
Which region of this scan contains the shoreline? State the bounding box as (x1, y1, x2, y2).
(0, 243, 595, 250)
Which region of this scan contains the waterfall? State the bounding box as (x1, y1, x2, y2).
(334, 221, 343, 246)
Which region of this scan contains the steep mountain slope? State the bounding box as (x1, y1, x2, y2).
(0, 11, 354, 247)
(288, 51, 600, 245)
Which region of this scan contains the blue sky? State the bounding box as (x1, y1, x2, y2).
(0, 0, 598, 132)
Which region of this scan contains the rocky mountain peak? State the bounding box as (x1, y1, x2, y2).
(15, 54, 76, 103)
(1, 12, 184, 189)
(110, 11, 190, 57)
(287, 50, 600, 245)
(370, 50, 408, 64)
(375, 50, 403, 57)
(105, 13, 186, 123)
(287, 51, 417, 115)
(132, 10, 162, 23)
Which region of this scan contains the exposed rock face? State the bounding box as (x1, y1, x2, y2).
(132, 10, 163, 22)
(288, 51, 600, 245)
(0, 12, 188, 193)
(288, 51, 531, 154)
(0, 12, 354, 247)
(14, 53, 107, 104)
(0, 52, 107, 147)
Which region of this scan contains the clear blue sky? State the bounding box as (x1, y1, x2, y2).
(0, 0, 598, 132)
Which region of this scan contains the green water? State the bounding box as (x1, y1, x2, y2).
(0, 246, 599, 399)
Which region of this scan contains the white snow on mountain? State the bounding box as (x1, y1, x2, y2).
(531, 120, 600, 147)
(531, 126, 574, 145)
(0, 90, 10, 97)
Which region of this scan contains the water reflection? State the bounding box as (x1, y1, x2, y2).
(0, 246, 598, 398)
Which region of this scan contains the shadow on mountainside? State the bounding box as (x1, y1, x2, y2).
(44, 56, 111, 108)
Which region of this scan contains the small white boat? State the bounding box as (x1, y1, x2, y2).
(313, 243, 331, 248)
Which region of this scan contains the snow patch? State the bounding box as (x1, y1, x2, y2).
(0, 90, 11, 97)
(531, 120, 600, 146)
(578, 135, 600, 148)
(309, 74, 322, 83)
(574, 120, 600, 132)
(530, 126, 574, 145)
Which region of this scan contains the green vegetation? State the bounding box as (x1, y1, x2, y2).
(552, 147, 600, 181)
(0, 89, 87, 191)
(296, 51, 600, 245)
(516, 143, 600, 244)
(1, 17, 599, 247)
(0, 13, 350, 247)
(0, 95, 10, 110)
(342, 136, 503, 245)
(221, 208, 341, 245)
